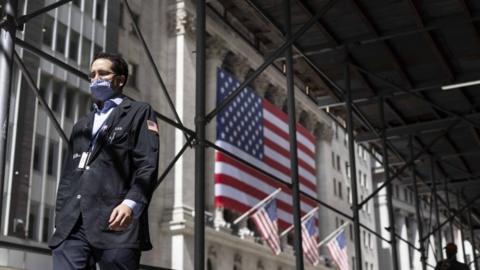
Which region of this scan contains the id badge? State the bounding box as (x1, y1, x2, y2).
(78, 152, 90, 169)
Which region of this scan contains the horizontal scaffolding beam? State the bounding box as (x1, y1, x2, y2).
(356, 112, 480, 143)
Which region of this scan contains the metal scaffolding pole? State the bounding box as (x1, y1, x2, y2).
(431, 157, 443, 261)
(468, 203, 479, 270)
(194, 0, 206, 269)
(283, 0, 304, 269)
(458, 191, 469, 264)
(345, 63, 363, 270)
(410, 136, 427, 270)
(0, 0, 18, 228)
(442, 173, 454, 242)
(379, 96, 399, 270)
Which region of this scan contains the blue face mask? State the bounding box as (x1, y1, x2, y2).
(90, 79, 116, 102)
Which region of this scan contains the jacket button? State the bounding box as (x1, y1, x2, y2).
(76, 194, 82, 199)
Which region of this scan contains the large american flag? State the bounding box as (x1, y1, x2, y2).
(302, 215, 322, 266)
(326, 229, 349, 270)
(251, 199, 282, 255)
(214, 68, 318, 229)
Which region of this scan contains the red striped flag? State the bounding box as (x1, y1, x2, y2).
(326, 229, 349, 270)
(214, 68, 317, 229)
(302, 215, 322, 266)
(251, 199, 282, 255)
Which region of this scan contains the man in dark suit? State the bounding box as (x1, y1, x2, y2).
(49, 52, 159, 270)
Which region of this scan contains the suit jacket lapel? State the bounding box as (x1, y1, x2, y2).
(87, 98, 133, 164)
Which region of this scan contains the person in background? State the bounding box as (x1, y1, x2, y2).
(435, 243, 469, 270)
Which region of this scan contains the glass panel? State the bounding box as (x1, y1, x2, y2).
(47, 141, 58, 176)
(33, 135, 44, 171)
(42, 15, 54, 47)
(55, 22, 67, 54)
(72, 0, 81, 8)
(65, 88, 75, 119)
(27, 201, 39, 240)
(69, 30, 80, 61)
(84, 0, 93, 16)
(81, 37, 92, 72)
(95, 0, 105, 22)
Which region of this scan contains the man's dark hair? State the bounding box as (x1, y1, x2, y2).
(92, 52, 129, 87)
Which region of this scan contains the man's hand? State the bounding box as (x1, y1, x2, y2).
(108, 204, 133, 231)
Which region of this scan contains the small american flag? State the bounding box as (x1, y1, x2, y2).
(302, 216, 321, 266)
(251, 199, 281, 255)
(214, 68, 317, 229)
(326, 229, 349, 270)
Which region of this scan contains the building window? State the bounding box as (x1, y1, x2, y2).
(47, 141, 58, 176)
(69, 30, 80, 61)
(72, 0, 81, 8)
(127, 62, 138, 88)
(331, 151, 335, 167)
(336, 155, 340, 171)
(94, 43, 103, 55)
(55, 22, 67, 54)
(345, 162, 350, 179)
(333, 178, 337, 196)
(42, 206, 52, 242)
(95, 0, 105, 23)
(347, 187, 352, 205)
(81, 37, 92, 72)
(28, 201, 39, 240)
(84, 0, 93, 16)
(33, 135, 44, 171)
(42, 15, 54, 47)
(51, 88, 60, 113)
(338, 181, 342, 199)
(349, 224, 353, 240)
(65, 88, 75, 119)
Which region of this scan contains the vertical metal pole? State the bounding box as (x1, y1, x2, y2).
(283, 1, 304, 269)
(379, 96, 399, 270)
(431, 157, 443, 260)
(0, 0, 18, 226)
(345, 63, 363, 270)
(468, 203, 479, 270)
(457, 191, 468, 264)
(194, 0, 206, 269)
(442, 175, 454, 242)
(409, 136, 427, 270)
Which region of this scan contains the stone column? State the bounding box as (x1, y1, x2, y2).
(205, 35, 230, 230)
(396, 211, 411, 270)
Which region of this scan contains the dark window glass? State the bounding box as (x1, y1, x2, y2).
(33, 135, 44, 171)
(42, 16, 54, 47)
(55, 22, 67, 54)
(42, 207, 51, 242)
(51, 90, 60, 113)
(127, 62, 137, 88)
(47, 141, 57, 176)
(69, 30, 80, 61)
(28, 202, 39, 240)
(84, 0, 93, 16)
(81, 38, 92, 72)
(73, 0, 81, 7)
(338, 181, 342, 199)
(94, 43, 102, 55)
(65, 89, 75, 119)
(95, 0, 105, 22)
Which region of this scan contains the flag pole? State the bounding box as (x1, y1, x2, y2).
(232, 188, 282, 225)
(317, 222, 350, 248)
(279, 206, 319, 238)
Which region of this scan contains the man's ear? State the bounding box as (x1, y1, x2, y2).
(115, 75, 126, 88)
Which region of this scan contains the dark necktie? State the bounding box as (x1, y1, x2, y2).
(94, 100, 117, 114)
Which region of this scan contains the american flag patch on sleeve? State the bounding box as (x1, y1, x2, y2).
(147, 120, 158, 133)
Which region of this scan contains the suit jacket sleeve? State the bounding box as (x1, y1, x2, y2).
(55, 126, 76, 212)
(126, 104, 159, 204)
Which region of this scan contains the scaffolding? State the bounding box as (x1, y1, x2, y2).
(0, 0, 478, 270)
